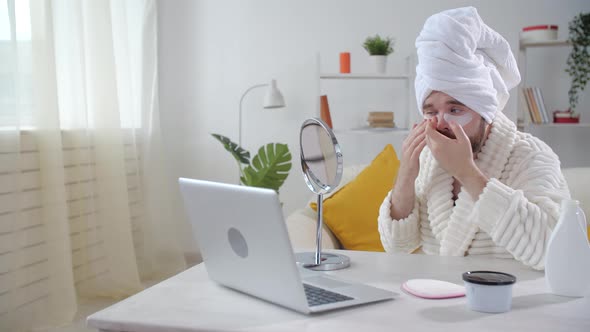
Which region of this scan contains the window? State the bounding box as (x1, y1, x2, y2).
(0, 0, 32, 128)
(1, 0, 143, 130)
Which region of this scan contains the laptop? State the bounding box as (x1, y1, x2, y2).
(178, 178, 394, 314)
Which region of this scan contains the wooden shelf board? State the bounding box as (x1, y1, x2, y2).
(523, 123, 590, 128)
(320, 73, 409, 80)
(520, 40, 571, 49)
(334, 127, 410, 134)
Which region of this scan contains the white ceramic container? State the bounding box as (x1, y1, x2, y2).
(463, 271, 516, 313)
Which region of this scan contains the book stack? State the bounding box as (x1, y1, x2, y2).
(319, 95, 333, 128)
(522, 87, 550, 124)
(553, 110, 580, 123)
(367, 112, 395, 128)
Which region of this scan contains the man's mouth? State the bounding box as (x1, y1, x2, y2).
(438, 130, 456, 139)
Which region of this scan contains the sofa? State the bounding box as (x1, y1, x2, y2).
(286, 165, 364, 250)
(285, 167, 590, 250)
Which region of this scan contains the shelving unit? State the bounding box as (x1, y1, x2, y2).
(316, 54, 416, 128)
(518, 39, 572, 130)
(319, 73, 409, 80)
(315, 54, 416, 164)
(517, 39, 590, 167)
(334, 127, 410, 135)
(520, 40, 571, 49)
(524, 122, 590, 128)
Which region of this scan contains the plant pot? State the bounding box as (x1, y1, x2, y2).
(370, 55, 387, 74)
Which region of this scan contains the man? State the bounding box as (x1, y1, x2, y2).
(377, 7, 570, 270)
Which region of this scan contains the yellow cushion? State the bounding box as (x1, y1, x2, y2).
(311, 144, 400, 251)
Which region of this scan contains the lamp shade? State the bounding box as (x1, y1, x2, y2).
(263, 79, 286, 109)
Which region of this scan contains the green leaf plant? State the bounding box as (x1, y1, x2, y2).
(363, 34, 395, 56)
(211, 134, 292, 192)
(566, 12, 590, 111)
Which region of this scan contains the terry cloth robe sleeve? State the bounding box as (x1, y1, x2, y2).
(378, 190, 422, 253)
(472, 137, 570, 270)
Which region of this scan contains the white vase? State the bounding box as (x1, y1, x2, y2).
(370, 55, 387, 74)
(545, 199, 590, 297)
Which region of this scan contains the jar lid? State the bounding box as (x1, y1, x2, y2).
(462, 271, 516, 286)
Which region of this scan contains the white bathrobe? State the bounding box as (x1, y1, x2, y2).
(377, 113, 570, 270)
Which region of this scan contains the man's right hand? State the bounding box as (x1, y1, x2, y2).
(390, 120, 428, 220)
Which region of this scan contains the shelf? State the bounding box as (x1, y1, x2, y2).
(334, 127, 409, 135)
(522, 123, 590, 128)
(520, 40, 570, 49)
(320, 73, 409, 80)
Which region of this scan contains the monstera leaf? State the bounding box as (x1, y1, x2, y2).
(211, 134, 250, 165)
(241, 143, 292, 191)
(212, 134, 292, 192)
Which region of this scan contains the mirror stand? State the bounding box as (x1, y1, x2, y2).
(295, 194, 350, 271)
(295, 117, 350, 271)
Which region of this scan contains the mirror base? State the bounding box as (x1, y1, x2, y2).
(294, 252, 350, 271)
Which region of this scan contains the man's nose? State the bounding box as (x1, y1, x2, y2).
(435, 113, 450, 130)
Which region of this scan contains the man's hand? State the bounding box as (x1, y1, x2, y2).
(398, 120, 428, 183)
(425, 118, 474, 179)
(425, 118, 488, 199)
(390, 120, 428, 219)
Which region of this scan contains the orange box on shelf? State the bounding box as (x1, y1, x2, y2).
(339, 52, 351, 74)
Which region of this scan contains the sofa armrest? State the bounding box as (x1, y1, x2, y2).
(562, 167, 590, 218)
(285, 208, 342, 250)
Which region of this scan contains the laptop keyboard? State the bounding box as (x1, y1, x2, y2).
(303, 283, 353, 307)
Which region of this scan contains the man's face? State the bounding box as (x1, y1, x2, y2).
(422, 91, 488, 154)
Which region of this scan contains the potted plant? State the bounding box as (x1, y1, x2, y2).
(211, 134, 292, 193)
(363, 34, 395, 74)
(566, 12, 590, 113)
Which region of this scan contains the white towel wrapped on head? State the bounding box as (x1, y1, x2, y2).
(415, 7, 521, 123)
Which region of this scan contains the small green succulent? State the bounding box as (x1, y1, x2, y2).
(363, 35, 395, 56)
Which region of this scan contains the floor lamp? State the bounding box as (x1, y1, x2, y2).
(238, 79, 286, 149)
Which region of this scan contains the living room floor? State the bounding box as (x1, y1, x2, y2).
(42, 297, 118, 332)
(41, 276, 166, 332)
(41, 256, 200, 332)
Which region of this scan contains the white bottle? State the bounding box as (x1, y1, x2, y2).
(545, 199, 590, 297)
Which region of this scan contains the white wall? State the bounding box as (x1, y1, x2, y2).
(158, 0, 590, 218)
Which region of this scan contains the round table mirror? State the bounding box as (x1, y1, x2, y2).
(295, 118, 350, 271)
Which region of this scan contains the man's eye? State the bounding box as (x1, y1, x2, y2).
(450, 108, 462, 114)
(424, 112, 436, 117)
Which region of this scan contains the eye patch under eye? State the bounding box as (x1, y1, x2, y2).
(443, 112, 473, 126)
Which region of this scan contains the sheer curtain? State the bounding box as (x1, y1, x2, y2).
(0, 1, 189, 330)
